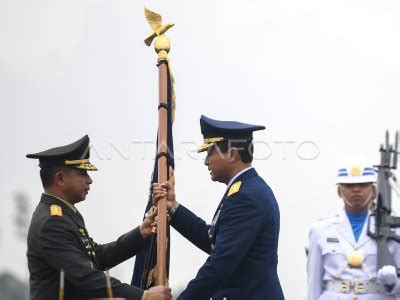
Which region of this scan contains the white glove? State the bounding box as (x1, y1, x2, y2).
(377, 265, 398, 287)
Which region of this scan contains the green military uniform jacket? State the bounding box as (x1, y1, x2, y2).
(27, 193, 145, 300)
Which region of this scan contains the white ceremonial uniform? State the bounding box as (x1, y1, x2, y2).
(307, 210, 400, 300)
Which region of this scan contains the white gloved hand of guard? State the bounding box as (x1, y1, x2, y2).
(377, 265, 398, 287)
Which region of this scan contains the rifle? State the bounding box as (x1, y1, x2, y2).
(368, 131, 400, 273)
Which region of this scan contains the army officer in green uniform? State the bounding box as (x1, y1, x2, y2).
(26, 135, 172, 300)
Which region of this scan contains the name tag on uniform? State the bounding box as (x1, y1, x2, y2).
(327, 237, 339, 243)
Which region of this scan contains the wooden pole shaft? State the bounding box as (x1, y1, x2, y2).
(157, 61, 168, 285)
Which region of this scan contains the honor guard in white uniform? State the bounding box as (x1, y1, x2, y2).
(307, 164, 400, 300)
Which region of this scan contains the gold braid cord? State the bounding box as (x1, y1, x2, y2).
(168, 166, 175, 187)
(147, 266, 157, 288)
(166, 57, 176, 122)
(147, 266, 169, 288)
(145, 205, 157, 217)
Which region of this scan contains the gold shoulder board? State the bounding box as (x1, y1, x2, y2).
(228, 181, 242, 196)
(50, 205, 63, 217)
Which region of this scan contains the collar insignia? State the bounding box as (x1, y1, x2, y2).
(228, 181, 242, 196)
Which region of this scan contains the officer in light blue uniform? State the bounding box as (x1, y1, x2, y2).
(153, 115, 284, 300)
(307, 163, 400, 300)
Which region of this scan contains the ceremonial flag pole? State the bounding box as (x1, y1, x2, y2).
(131, 7, 175, 288)
(155, 49, 168, 285)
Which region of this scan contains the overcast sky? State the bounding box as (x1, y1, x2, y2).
(1, 0, 400, 299)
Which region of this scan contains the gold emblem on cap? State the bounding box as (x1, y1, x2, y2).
(350, 166, 361, 176)
(75, 163, 97, 171)
(197, 137, 225, 153)
(50, 205, 63, 217)
(65, 159, 90, 165)
(204, 137, 225, 143)
(347, 250, 364, 268)
(65, 159, 97, 171)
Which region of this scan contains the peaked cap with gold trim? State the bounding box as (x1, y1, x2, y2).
(198, 115, 265, 153)
(26, 135, 97, 171)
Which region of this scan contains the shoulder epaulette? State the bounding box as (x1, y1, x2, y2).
(50, 205, 63, 217)
(228, 181, 242, 196)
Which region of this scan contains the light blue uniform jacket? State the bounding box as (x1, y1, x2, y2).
(307, 210, 400, 300)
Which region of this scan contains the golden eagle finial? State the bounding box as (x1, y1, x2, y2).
(144, 7, 174, 47)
